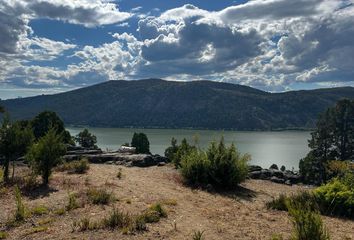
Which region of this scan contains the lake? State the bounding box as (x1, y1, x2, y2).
(67, 127, 311, 170)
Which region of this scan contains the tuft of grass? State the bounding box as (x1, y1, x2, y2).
(0, 169, 4, 183)
(192, 230, 205, 240)
(161, 199, 178, 206)
(149, 203, 167, 218)
(0, 231, 8, 239)
(14, 186, 26, 222)
(57, 159, 90, 174)
(26, 226, 48, 235)
(116, 168, 123, 179)
(53, 208, 66, 215)
(266, 194, 289, 211)
(73, 217, 101, 231)
(270, 234, 284, 240)
(66, 192, 80, 211)
(22, 173, 38, 191)
(139, 210, 161, 223)
(31, 205, 49, 216)
(37, 217, 54, 226)
(87, 188, 112, 205)
(102, 208, 133, 230)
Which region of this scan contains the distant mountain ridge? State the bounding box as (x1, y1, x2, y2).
(2, 79, 354, 130)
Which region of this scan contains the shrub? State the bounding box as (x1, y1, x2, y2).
(266, 191, 318, 213)
(87, 188, 112, 205)
(280, 165, 286, 172)
(66, 192, 80, 211)
(288, 200, 330, 240)
(180, 150, 210, 186)
(314, 174, 354, 219)
(270, 234, 283, 240)
(14, 186, 26, 222)
(0, 169, 3, 183)
(57, 159, 90, 174)
(26, 128, 66, 185)
(173, 138, 196, 168)
(207, 139, 249, 189)
(180, 138, 249, 189)
(73, 217, 100, 231)
(116, 168, 123, 179)
(53, 208, 65, 215)
(22, 173, 38, 191)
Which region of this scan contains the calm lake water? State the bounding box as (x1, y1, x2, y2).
(67, 127, 311, 170)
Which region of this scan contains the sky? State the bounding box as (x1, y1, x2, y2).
(0, 0, 354, 99)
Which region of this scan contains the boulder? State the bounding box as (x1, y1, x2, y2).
(249, 171, 262, 179)
(270, 169, 284, 178)
(270, 176, 285, 184)
(248, 165, 262, 172)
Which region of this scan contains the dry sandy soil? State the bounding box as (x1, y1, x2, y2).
(0, 164, 353, 240)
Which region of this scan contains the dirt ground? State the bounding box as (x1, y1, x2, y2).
(0, 164, 353, 240)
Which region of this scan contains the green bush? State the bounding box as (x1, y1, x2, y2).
(192, 230, 205, 240)
(131, 132, 150, 154)
(66, 192, 80, 211)
(180, 138, 249, 189)
(75, 129, 97, 149)
(149, 203, 167, 218)
(0, 231, 8, 239)
(102, 209, 133, 230)
(288, 200, 330, 240)
(87, 188, 112, 205)
(266, 194, 289, 211)
(31, 205, 49, 216)
(180, 150, 210, 186)
(314, 173, 354, 219)
(57, 159, 90, 174)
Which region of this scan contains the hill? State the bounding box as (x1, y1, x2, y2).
(2, 79, 354, 130)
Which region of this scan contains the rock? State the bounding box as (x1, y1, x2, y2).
(106, 161, 114, 165)
(260, 169, 272, 179)
(270, 169, 284, 178)
(157, 162, 166, 167)
(269, 164, 279, 170)
(285, 180, 292, 186)
(118, 146, 136, 154)
(249, 171, 262, 179)
(284, 173, 301, 184)
(270, 176, 285, 184)
(248, 165, 262, 172)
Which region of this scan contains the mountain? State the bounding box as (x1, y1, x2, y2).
(2, 79, 354, 130)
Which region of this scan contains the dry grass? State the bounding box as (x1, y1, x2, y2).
(0, 164, 352, 240)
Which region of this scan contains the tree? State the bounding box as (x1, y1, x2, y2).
(131, 133, 150, 154)
(300, 99, 354, 184)
(0, 116, 34, 182)
(31, 111, 73, 144)
(75, 129, 97, 149)
(164, 137, 178, 162)
(26, 128, 66, 185)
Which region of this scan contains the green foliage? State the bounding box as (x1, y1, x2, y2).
(280, 165, 286, 171)
(192, 230, 205, 240)
(0, 169, 3, 183)
(0, 116, 34, 182)
(102, 209, 133, 230)
(66, 192, 80, 211)
(0, 231, 7, 239)
(87, 188, 112, 205)
(266, 194, 289, 211)
(31, 111, 72, 144)
(314, 173, 354, 219)
(26, 128, 66, 185)
(74, 129, 97, 149)
(149, 203, 167, 218)
(288, 200, 330, 240)
(57, 159, 90, 174)
(131, 132, 150, 154)
(180, 150, 210, 186)
(180, 138, 249, 189)
(300, 99, 354, 185)
(14, 186, 26, 222)
(31, 205, 49, 216)
(270, 234, 283, 240)
(164, 137, 178, 162)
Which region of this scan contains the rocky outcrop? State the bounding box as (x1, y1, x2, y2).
(248, 165, 301, 185)
(63, 146, 168, 167)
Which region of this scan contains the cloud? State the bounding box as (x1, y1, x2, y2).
(1, 0, 354, 91)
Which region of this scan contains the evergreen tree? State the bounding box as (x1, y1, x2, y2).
(131, 132, 150, 154)
(300, 99, 354, 184)
(31, 111, 73, 144)
(0, 116, 34, 182)
(26, 128, 66, 185)
(75, 129, 97, 149)
(164, 137, 178, 162)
